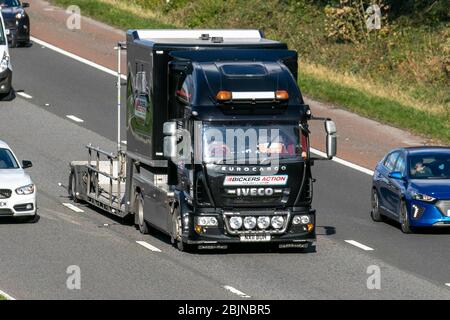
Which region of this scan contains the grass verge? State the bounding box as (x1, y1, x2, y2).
(48, 0, 450, 143)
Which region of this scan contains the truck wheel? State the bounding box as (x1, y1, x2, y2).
(171, 206, 191, 252)
(370, 189, 384, 222)
(68, 170, 80, 203)
(400, 201, 414, 234)
(134, 193, 149, 234)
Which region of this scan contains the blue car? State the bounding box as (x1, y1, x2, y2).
(371, 147, 450, 233)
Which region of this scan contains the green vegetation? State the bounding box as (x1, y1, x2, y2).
(0, 294, 6, 300)
(50, 0, 450, 142)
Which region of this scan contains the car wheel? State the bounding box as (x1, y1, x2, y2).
(0, 88, 15, 101)
(370, 189, 384, 222)
(25, 213, 39, 223)
(134, 193, 148, 234)
(171, 206, 191, 252)
(400, 201, 414, 234)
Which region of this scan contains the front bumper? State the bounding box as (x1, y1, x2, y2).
(182, 208, 316, 247)
(0, 69, 12, 94)
(0, 190, 36, 217)
(408, 199, 450, 227)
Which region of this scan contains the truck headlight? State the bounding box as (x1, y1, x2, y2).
(257, 216, 270, 229)
(15, 184, 35, 195)
(243, 216, 257, 230)
(411, 191, 436, 203)
(271, 216, 285, 229)
(16, 12, 24, 19)
(293, 215, 310, 225)
(0, 52, 10, 73)
(195, 216, 218, 227)
(229, 216, 242, 230)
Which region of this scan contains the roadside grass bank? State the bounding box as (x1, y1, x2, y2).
(49, 0, 450, 143)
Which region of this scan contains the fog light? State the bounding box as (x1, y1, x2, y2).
(257, 216, 270, 229)
(26, 204, 33, 210)
(243, 216, 257, 230)
(229, 216, 242, 230)
(195, 216, 218, 227)
(271, 216, 284, 229)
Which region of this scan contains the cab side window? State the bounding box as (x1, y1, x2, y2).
(384, 152, 400, 171)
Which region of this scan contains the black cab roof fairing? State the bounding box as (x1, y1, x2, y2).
(170, 50, 307, 122)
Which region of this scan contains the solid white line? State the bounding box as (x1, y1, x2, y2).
(62, 203, 84, 213)
(31, 36, 376, 178)
(30, 36, 127, 80)
(345, 240, 374, 251)
(66, 115, 84, 123)
(445, 283, 450, 287)
(136, 241, 162, 252)
(16, 92, 33, 99)
(0, 289, 16, 300)
(311, 148, 374, 176)
(223, 285, 251, 298)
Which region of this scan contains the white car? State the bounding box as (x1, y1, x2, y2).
(0, 11, 13, 100)
(0, 140, 37, 222)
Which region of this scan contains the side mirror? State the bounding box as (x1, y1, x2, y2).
(163, 136, 177, 159)
(163, 121, 177, 136)
(22, 2, 30, 8)
(325, 120, 337, 159)
(389, 171, 404, 180)
(22, 160, 32, 169)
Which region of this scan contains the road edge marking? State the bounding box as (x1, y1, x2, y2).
(136, 241, 162, 252)
(62, 203, 84, 213)
(0, 289, 16, 300)
(223, 285, 251, 298)
(311, 148, 374, 176)
(31, 36, 127, 80)
(345, 240, 374, 251)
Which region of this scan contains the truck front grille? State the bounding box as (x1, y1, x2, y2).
(0, 189, 12, 199)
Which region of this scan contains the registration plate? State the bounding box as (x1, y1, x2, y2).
(240, 234, 271, 242)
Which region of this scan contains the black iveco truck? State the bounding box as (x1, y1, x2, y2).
(69, 29, 337, 252)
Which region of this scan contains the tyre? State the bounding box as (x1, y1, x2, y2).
(171, 206, 191, 252)
(68, 170, 79, 203)
(400, 200, 414, 234)
(134, 193, 148, 234)
(24, 213, 39, 223)
(0, 88, 15, 101)
(370, 188, 384, 222)
(10, 35, 17, 48)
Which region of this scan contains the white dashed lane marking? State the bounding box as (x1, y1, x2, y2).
(62, 203, 84, 213)
(223, 285, 251, 298)
(17, 92, 33, 99)
(66, 115, 84, 123)
(345, 240, 374, 251)
(136, 241, 162, 252)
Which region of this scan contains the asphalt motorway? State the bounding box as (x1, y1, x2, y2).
(0, 41, 449, 299)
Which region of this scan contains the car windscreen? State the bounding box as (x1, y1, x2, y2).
(409, 153, 450, 179)
(202, 123, 301, 165)
(0, 0, 20, 8)
(0, 148, 19, 169)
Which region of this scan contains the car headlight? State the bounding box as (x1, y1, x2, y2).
(0, 52, 10, 73)
(15, 184, 35, 195)
(411, 191, 436, 202)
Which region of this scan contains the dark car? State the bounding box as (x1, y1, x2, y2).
(371, 147, 450, 233)
(0, 0, 30, 47)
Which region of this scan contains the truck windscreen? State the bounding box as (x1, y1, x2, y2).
(202, 123, 301, 165)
